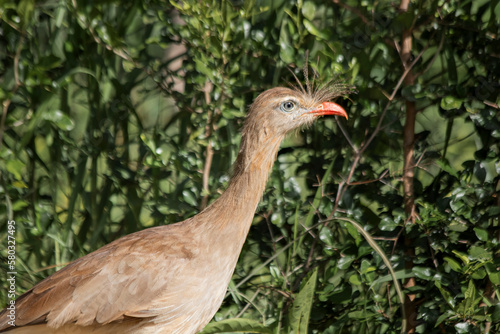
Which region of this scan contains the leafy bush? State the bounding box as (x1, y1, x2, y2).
(1, 0, 499, 333)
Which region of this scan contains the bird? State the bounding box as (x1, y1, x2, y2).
(0, 81, 350, 334)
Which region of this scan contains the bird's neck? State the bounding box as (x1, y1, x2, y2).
(200, 129, 284, 242)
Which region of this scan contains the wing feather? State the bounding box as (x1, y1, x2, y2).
(0, 223, 198, 331)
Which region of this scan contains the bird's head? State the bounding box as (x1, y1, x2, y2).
(243, 86, 350, 138)
(233, 83, 353, 177)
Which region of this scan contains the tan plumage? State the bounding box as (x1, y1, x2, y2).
(0, 85, 350, 334)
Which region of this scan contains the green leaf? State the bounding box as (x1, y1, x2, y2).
(194, 59, 215, 80)
(440, 95, 463, 110)
(401, 84, 424, 102)
(182, 190, 198, 207)
(42, 110, 75, 131)
(492, 304, 500, 322)
(301, 2, 316, 21)
(486, 262, 500, 285)
(473, 227, 489, 241)
(448, 220, 468, 231)
(329, 286, 353, 304)
(452, 251, 470, 265)
(444, 256, 462, 272)
(303, 19, 328, 39)
(337, 255, 355, 270)
(17, 0, 35, 27)
(436, 159, 459, 178)
(12, 200, 29, 210)
(348, 310, 377, 319)
(435, 281, 456, 309)
(435, 310, 454, 327)
(200, 319, 272, 333)
(279, 21, 295, 64)
(370, 269, 414, 287)
(6, 159, 26, 180)
(360, 259, 376, 274)
(12, 180, 28, 188)
(454, 322, 470, 334)
(468, 246, 492, 261)
(471, 268, 487, 279)
(379, 216, 398, 231)
(463, 280, 477, 309)
(412, 266, 433, 280)
(445, 46, 458, 83)
(349, 273, 362, 285)
(289, 269, 317, 333)
(140, 134, 157, 154)
(343, 221, 362, 243)
(319, 227, 334, 246)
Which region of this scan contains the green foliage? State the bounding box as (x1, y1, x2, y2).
(1, 0, 499, 333)
(200, 318, 273, 333)
(288, 269, 317, 333)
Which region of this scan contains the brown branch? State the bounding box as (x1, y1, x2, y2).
(332, 0, 371, 25)
(328, 45, 426, 223)
(400, 2, 418, 333)
(403, 97, 416, 220)
(399, 0, 410, 11)
(336, 117, 356, 150)
(358, 46, 426, 158)
(484, 100, 500, 109)
(333, 1, 430, 330)
(401, 16, 417, 218)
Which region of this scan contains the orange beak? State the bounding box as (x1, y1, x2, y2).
(308, 102, 348, 119)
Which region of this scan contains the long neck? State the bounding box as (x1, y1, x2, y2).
(198, 129, 284, 243)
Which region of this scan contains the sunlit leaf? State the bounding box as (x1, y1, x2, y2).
(289, 269, 317, 333)
(42, 110, 75, 131)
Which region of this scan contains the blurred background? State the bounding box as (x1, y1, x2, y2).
(0, 0, 499, 333)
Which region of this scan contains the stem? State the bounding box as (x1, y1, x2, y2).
(401, 30, 417, 220)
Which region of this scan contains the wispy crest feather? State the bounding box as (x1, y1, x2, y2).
(287, 57, 355, 104)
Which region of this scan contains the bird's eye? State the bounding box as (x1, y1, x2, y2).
(280, 101, 296, 113)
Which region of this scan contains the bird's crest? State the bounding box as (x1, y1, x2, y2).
(287, 54, 355, 104)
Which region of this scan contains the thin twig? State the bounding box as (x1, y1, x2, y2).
(360, 45, 427, 157)
(263, 210, 290, 287)
(336, 117, 357, 150)
(235, 288, 263, 318)
(417, 32, 445, 78)
(332, 0, 371, 26)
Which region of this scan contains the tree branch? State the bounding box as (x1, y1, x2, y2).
(400, 2, 418, 333)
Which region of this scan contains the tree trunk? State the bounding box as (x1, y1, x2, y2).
(400, 2, 418, 332)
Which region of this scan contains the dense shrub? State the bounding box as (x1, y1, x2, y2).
(1, 0, 499, 333)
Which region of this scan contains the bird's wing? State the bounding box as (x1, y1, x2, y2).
(0, 224, 197, 330)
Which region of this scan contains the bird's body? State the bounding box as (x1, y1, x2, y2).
(0, 86, 349, 333)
